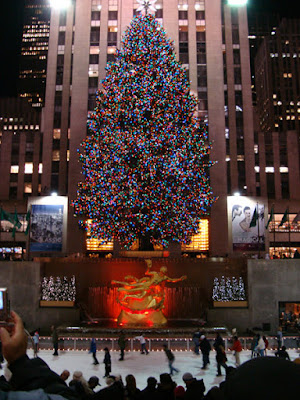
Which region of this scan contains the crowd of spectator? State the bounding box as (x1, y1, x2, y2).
(1, 313, 300, 400)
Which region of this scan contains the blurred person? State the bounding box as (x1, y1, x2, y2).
(163, 344, 179, 376)
(213, 333, 228, 376)
(223, 356, 300, 400)
(134, 333, 149, 355)
(182, 372, 205, 400)
(103, 347, 111, 378)
(124, 374, 141, 400)
(0, 311, 78, 400)
(51, 325, 59, 356)
(156, 373, 176, 400)
(60, 370, 70, 382)
(118, 330, 127, 361)
(262, 336, 268, 356)
(174, 385, 185, 399)
(89, 338, 99, 365)
(275, 345, 290, 360)
(200, 335, 211, 370)
(33, 330, 39, 357)
(192, 329, 201, 355)
(231, 336, 242, 367)
(140, 377, 157, 400)
(255, 334, 265, 357)
(88, 376, 101, 393)
(69, 371, 92, 398)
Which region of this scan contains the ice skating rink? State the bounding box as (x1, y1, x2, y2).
(4, 348, 299, 394)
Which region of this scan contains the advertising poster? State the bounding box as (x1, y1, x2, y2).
(30, 204, 64, 252)
(229, 197, 265, 252)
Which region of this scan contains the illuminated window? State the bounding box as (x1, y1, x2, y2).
(10, 165, 19, 174)
(181, 219, 209, 251)
(25, 163, 33, 174)
(52, 150, 60, 161)
(39, 163, 43, 173)
(24, 183, 32, 193)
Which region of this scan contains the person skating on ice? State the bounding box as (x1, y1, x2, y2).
(89, 337, 99, 365)
(163, 344, 179, 376)
(134, 333, 149, 354)
(103, 347, 111, 377)
(199, 334, 211, 369)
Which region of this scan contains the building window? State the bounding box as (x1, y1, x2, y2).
(90, 27, 100, 46)
(24, 163, 33, 174)
(178, 10, 188, 20)
(52, 150, 60, 161)
(91, 11, 101, 20)
(10, 165, 19, 174)
(89, 54, 99, 64)
(58, 31, 66, 46)
(108, 10, 118, 20)
(24, 183, 32, 193)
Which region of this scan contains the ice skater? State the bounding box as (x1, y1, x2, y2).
(33, 330, 39, 357)
(103, 347, 111, 377)
(118, 330, 127, 361)
(89, 337, 99, 365)
(199, 334, 211, 369)
(163, 344, 179, 375)
(135, 333, 149, 354)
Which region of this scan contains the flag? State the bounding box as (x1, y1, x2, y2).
(25, 210, 31, 235)
(0, 207, 14, 224)
(12, 208, 21, 239)
(279, 208, 289, 227)
(249, 207, 258, 228)
(265, 205, 274, 229)
(292, 212, 300, 224)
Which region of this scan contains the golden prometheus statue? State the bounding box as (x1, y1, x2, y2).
(112, 259, 187, 326)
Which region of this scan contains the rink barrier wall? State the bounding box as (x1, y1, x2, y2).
(27, 336, 300, 352)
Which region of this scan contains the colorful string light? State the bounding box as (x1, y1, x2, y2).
(72, 14, 215, 249)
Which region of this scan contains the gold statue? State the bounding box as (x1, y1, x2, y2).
(112, 259, 186, 326)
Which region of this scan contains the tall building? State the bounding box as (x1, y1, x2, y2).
(40, 0, 256, 256)
(18, 0, 51, 108)
(255, 18, 300, 257)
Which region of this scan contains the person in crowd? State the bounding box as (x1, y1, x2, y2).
(92, 375, 124, 400)
(277, 327, 283, 349)
(275, 345, 290, 360)
(60, 370, 71, 382)
(192, 329, 201, 355)
(156, 373, 176, 400)
(134, 334, 149, 355)
(69, 371, 92, 398)
(255, 334, 265, 357)
(0, 310, 78, 400)
(182, 372, 205, 400)
(103, 347, 111, 378)
(124, 374, 141, 400)
(140, 377, 157, 400)
(118, 330, 127, 361)
(222, 356, 300, 399)
(174, 385, 185, 400)
(231, 336, 242, 367)
(0, 339, 3, 369)
(250, 335, 258, 358)
(294, 249, 300, 259)
(33, 330, 39, 357)
(89, 338, 99, 365)
(213, 333, 228, 376)
(163, 344, 179, 376)
(87, 376, 101, 394)
(51, 325, 59, 356)
(262, 336, 268, 356)
(199, 335, 211, 370)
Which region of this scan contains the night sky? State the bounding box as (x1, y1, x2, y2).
(0, 0, 298, 98)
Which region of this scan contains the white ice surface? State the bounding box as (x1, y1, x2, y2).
(4, 348, 299, 394)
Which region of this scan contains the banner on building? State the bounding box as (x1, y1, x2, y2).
(228, 196, 266, 252)
(30, 204, 64, 252)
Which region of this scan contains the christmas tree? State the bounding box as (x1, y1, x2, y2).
(72, 11, 215, 249)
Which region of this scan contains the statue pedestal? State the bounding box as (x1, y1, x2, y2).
(117, 309, 167, 326)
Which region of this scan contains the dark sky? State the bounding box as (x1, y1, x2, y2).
(0, 0, 298, 98)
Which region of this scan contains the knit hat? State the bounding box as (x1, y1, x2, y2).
(200, 335, 205, 339)
(182, 372, 194, 382)
(174, 385, 185, 398)
(73, 371, 83, 380)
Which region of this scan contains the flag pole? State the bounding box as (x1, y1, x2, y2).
(273, 205, 276, 258)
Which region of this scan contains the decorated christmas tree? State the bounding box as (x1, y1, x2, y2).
(72, 10, 215, 249)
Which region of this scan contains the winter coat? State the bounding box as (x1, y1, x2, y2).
(255, 337, 265, 351)
(92, 381, 124, 400)
(7, 355, 78, 400)
(90, 339, 97, 354)
(118, 334, 127, 350)
(184, 379, 205, 400)
(200, 338, 211, 354)
(103, 352, 111, 367)
(231, 339, 242, 353)
(164, 348, 175, 361)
